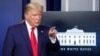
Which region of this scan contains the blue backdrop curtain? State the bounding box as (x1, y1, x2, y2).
(46, 0, 61, 11)
(0, 0, 22, 56)
(22, 0, 30, 19)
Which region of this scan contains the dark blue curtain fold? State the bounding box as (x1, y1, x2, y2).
(22, 0, 61, 12)
(46, 0, 54, 11)
(22, 0, 30, 19)
(46, 0, 61, 11)
(54, 0, 61, 11)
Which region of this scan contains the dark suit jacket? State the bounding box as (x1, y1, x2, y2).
(2, 22, 60, 56)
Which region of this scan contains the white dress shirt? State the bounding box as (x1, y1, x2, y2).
(25, 20, 56, 44)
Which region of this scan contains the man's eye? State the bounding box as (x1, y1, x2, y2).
(32, 15, 37, 16)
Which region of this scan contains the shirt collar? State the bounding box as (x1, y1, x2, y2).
(25, 20, 37, 30)
(25, 20, 32, 30)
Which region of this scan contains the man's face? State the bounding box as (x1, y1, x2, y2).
(25, 9, 42, 27)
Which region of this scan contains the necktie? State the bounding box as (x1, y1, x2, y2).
(30, 27, 38, 56)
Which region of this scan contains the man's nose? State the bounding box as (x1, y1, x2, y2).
(36, 16, 41, 20)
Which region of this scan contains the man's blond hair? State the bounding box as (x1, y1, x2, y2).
(24, 2, 44, 13)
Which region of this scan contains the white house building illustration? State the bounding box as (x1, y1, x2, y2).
(57, 26, 96, 46)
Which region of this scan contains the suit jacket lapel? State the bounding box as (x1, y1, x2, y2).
(38, 26, 44, 56)
(20, 22, 32, 53)
(20, 23, 45, 56)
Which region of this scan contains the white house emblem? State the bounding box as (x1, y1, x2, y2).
(57, 26, 96, 46)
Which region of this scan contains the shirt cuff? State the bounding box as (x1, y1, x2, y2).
(49, 37, 57, 44)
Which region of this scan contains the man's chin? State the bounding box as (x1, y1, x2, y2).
(35, 24, 40, 27)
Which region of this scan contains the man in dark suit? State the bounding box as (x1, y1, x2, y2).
(2, 2, 60, 56)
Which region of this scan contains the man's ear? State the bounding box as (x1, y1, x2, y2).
(24, 12, 29, 19)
